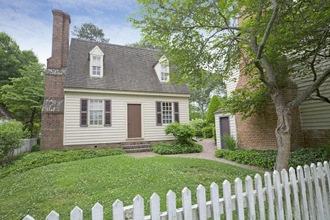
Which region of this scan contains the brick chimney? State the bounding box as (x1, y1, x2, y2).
(41, 9, 71, 150)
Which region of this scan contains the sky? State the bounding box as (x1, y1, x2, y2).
(0, 0, 142, 65)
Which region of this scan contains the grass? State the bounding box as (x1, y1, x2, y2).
(0, 155, 260, 219)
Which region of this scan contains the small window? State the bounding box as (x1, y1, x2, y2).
(161, 63, 168, 81)
(89, 100, 103, 125)
(162, 102, 172, 124)
(92, 56, 101, 76)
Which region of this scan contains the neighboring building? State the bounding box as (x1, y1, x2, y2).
(215, 68, 330, 150)
(41, 10, 190, 150)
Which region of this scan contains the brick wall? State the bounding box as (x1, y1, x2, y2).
(41, 9, 70, 150)
(235, 77, 303, 150)
(302, 130, 330, 148)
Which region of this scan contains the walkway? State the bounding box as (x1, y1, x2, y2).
(130, 139, 269, 173)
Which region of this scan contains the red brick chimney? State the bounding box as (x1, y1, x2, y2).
(41, 9, 71, 150)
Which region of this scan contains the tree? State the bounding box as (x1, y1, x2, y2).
(1, 62, 45, 137)
(0, 32, 38, 87)
(206, 95, 221, 124)
(72, 23, 110, 43)
(130, 0, 330, 171)
(126, 40, 163, 50)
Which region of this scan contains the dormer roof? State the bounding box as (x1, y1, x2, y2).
(65, 38, 190, 94)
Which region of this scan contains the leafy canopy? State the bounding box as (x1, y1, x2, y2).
(72, 22, 110, 43)
(206, 95, 221, 124)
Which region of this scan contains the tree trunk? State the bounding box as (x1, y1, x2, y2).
(271, 86, 292, 171)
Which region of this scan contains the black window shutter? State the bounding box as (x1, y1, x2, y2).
(80, 99, 88, 127)
(174, 102, 179, 123)
(156, 101, 162, 125)
(104, 100, 111, 126)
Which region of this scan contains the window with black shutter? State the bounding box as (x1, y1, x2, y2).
(156, 101, 162, 125)
(174, 102, 179, 122)
(80, 99, 88, 127)
(104, 100, 111, 126)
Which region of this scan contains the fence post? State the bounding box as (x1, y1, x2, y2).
(234, 178, 244, 220)
(210, 182, 220, 220)
(167, 190, 176, 220)
(223, 180, 232, 220)
(197, 185, 207, 220)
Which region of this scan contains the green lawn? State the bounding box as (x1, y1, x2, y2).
(0, 155, 260, 219)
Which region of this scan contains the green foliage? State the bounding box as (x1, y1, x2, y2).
(72, 22, 110, 43)
(152, 142, 202, 155)
(0, 120, 24, 163)
(190, 118, 207, 137)
(206, 95, 221, 124)
(1, 63, 45, 137)
(165, 122, 196, 144)
(201, 125, 214, 139)
(222, 134, 237, 150)
(0, 148, 125, 178)
(215, 146, 330, 170)
(0, 32, 38, 87)
(126, 40, 163, 50)
(31, 145, 40, 152)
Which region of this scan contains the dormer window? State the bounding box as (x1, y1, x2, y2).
(155, 56, 170, 82)
(89, 46, 104, 77)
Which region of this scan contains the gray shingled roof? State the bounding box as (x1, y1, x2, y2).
(65, 38, 190, 94)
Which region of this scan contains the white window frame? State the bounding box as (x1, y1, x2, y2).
(89, 46, 104, 77)
(92, 56, 102, 76)
(89, 100, 103, 126)
(162, 102, 172, 124)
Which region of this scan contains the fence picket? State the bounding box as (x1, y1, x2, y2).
(150, 193, 160, 220)
(133, 195, 144, 220)
(265, 172, 275, 220)
(92, 202, 103, 220)
(167, 190, 176, 220)
(70, 206, 83, 220)
(289, 167, 301, 220)
(210, 182, 220, 220)
(197, 185, 207, 220)
(112, 199, 124, 220)
(311, 164, 325, 220)
(245, 176, 256, 220)
(281, 169, 292, 220)
(318, 162, 329, 219)
(297, 166, 309, 220)
(254, 174, 265, 220)
(234, 178, 244, 220)
(223, 180, 232, 220)
(304, 165, 316, 220)
(324, 161, 330, 194)
(22, 215, 34, 220)
(182, 187, 192, 220)
(273, 171, 285, 220)
(46, 210, 59, 220)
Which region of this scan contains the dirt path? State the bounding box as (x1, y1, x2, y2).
(130, 139, 270, 173)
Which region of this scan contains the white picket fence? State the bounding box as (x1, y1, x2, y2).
(23, 161, 330, 220)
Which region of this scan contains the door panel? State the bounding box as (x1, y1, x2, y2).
(127, 104, 141, 138)
(220, 117, 230, 149)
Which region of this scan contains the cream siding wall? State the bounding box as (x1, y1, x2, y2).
(296, 76, 330, 130)
(214, 70, 240, 149)
(64, 91, 189, 145)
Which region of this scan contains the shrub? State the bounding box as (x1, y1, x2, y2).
(191, 118, 207, 137)
(31, 144, 40, 152)
(165, 122, 196, 144)
(214, 146, 330, 169)
(222, 134, 237, 150)
(201, 125, 214, 138)
(152, 142, 203, 155)
(0, 120, 24, 164)
(206, 95, 221, 124)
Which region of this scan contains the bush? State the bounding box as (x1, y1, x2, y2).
(152, 142, 203, 155)
(191, 118, 207, 137)
(31, 144, 40, 152)
(165, 122, 196, 144)
(206, 95, 221, 124)
(0, 148, 126, 178)
(201, 125, 215, 138)
(214, 146, 330, 169)
(222, 134, 237, 150)
(0, 120, 24, 164)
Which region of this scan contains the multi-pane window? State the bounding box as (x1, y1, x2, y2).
(162, 102, 172, 124)
(92, 56, 101, 76)
(89, 100, 103, 125)
(161, 63, 168, 81)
